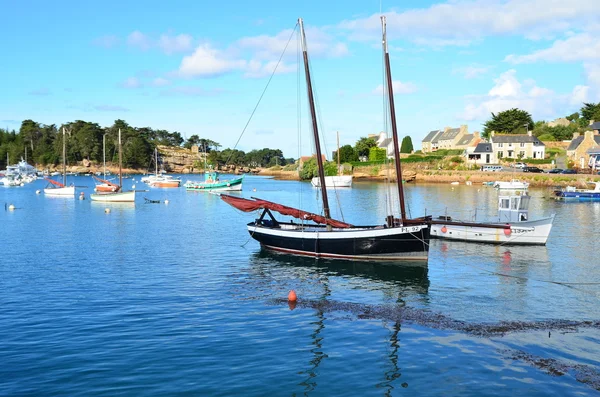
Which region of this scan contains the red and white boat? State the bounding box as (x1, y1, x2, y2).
(93, 175, 119, 192)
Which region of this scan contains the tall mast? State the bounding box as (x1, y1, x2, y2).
(381, 16, 406, 223)
(118, 128, 123, 188)
(62, 128, 66, 186)
(155, 147, 158, 175)
(299, 17, 331, 221)
(336, 131, 340, 176)
(103, 133, 106, 178)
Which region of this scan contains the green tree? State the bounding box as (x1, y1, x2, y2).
(369, 147, 386, 161)
(354, 137, 377, 157)
(184, 134, 201, 149)
(335, 144, 358, 163)
(580, 103, 600, 124)
(400, 136, 413, 153)
(482, 108, 534, 139)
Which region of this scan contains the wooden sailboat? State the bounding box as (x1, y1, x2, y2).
(220, 17, 430, 261)
(93, 133, 119, 192)
(44, 128, 75, 197)
(146, 148, 181, 188)
(90, 129, 135, 202)
(311, 131, 353, 188)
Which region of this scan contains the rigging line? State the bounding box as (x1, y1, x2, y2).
(225, 22, 298, 166)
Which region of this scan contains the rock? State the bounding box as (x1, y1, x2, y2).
(82, 159, 91, 167)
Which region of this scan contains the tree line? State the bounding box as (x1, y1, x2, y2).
(482, 102, 600, 140)
(0, 119, 292, 170)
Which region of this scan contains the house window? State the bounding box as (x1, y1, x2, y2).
(533, 152, 537, 159)
(508, 150, 513, 157)
(498, 143, 503, 148)
(509, 143, 512, 147)
(498, 151, 503, 158)
(520, 142, 525, 147)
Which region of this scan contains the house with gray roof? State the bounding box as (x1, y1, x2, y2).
(489, 131, 545, 160)
(421, 125, 479, 153)
(566, 122, 600, 169)
(466, 142, 496, 165)
(421, 130, 442, 152)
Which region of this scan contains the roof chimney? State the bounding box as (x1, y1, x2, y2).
(527, 130, 532, 137)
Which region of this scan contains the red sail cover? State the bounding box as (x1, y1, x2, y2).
(93, 175, 119, 188)
(45, 178, 65, 188)
(221, 194, 354, 228)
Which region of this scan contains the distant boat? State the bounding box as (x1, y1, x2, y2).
(184, 171, 243, 191)
(430, 192, 554, 245)
(493, 179, 529, 190)
(44, 128, 75, 197)
(554, 182, 600, 200)
(93, 134, 120, 193)
(90, 129, 135, 202)
(144, 148, 181, 188)
(311, 131, 353, 188)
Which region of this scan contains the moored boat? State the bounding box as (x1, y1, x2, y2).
(554, 182, 600, 200)
(185, 172, 243, 191)
(493, 179, 529, 190)
(311, 175, 353, 188)
(44, 128, 75, 197)
(430, 192, 554, 245)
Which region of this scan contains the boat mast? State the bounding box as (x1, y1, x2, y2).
(103, 133, 106, 178)
(381, 16, 406, 223)
(118, 128, 122, 188)
(155, 147, 158, 175)
(62, 127, 66, 186)
(299, 17, 331, 221)
(336, 131, 340, 176)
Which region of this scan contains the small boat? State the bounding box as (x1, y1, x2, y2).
(93, 175, 119, 192)
(90, 129, 135, 203)
(554, 182, 600, 200)
(144, 148, 181, 188)
(310, 131, 353, 188)
(44, 128, 75, 197)
(311, 175, 353, 188)
(184, 171, 243, 191)
(430, 192, 554, 245)
(493, 179, 529, 190)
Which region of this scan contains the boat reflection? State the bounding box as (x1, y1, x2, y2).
(251, 250, 429, 294)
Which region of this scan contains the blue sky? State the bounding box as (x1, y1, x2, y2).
(1, 0, 599, 158)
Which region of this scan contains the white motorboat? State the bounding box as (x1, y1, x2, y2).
(311, 175, 353, 188)
(493, 179, 529, 190)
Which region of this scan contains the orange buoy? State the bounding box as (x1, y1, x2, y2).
(441, 226, 447, 233)
(288, 290, 297, 302)
(504, 227, 511, 236)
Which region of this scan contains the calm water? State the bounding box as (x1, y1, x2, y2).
(1, 175, 600, 396)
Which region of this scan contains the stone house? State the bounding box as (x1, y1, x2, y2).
(490, 131, 545, 160)
(566, 121, 600, 169)
(421, 125, 478, 153)
(466, 142, 496, 165)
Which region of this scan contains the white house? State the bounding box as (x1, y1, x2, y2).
(490, 131, 545, 160)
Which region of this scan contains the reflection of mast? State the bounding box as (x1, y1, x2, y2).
(299, 271, 330, 392)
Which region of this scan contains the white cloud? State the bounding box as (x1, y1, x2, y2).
(506, 33, 600, 63)
(120, 77, 143, 89)
(152, 77, 170, 87)
(158, 34, 193, 54)
(453, 65, 491, 79)
(460, 70, 588, 121)
(243, 60, 295, 78)
(178, 44, 247, 77)
(127, 31, 151, 50)
(338, 0, 600, 46)
(584, 63, 600, 94)
(373, 81, 418, 95)
(160, 86, 225, 96)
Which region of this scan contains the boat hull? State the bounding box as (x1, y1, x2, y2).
(246, 222, 430, 261)
(430, 215, 554, 245)
(95, 184, 118, 193)
(555, 191, 600, 200)
(185, 177, 243, 192)
(149, 181, 181, 188)
(90, 191, 135, 202)
(44, 186, 75, 196)
(311, 175, 353, 188)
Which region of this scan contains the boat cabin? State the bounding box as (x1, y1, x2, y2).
(498, 193, 530, 223)
(205, 172, 219, 183)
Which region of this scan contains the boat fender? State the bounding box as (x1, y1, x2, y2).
(504, 227, 511, 236)
(441, 226, 447, 233)
(227, 183, 231, 187)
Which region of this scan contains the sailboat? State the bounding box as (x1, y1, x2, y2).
(144, 147, 181, 188)
(220, 17, 430, 261)
(44, 128, 75, 196)
(93, 133, 120, 192)
(311, 131, 353, 188)
(90, 129, 135, 202)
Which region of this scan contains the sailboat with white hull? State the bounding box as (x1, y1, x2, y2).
(90, 129, 135, 202)
(44, 128, 75, 197)
(221, 17, 430, 261)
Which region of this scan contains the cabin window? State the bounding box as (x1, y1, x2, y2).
(519, 196, 530, 210)
(511, 198, 518, 210)
(500, 198, 509, 209)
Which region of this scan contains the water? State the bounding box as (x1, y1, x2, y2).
(2, 176, 600, 395)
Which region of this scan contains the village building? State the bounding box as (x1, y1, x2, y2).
(466, 142, 496, 165)
(489, 131, 546, 160)
(566, 121, 600, 169)
(421, 125, 478, 153)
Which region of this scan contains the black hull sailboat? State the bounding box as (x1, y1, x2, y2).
(221, 17, 430, 261)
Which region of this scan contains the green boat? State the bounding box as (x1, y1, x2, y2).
(184, 172, 244, 192)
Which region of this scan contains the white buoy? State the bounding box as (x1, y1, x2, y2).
(8, 204, 15, 211)
(164, 199, 169, 205)
(132, 184, 136, 189)
(79, 192, 85, 200)
(36, 190, 41, 195)
(104, 208, 111, 214)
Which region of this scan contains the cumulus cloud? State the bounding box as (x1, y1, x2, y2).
(158, 33, 193, 54)
(452, 65, 491, 79)
(373, 81, 418, 95)
(178, 44, 247, 77)
(127, 31, 151, 50)
(338, 0, 600, 46)
(152, 77, 170, 87)
(506, 33, 600, 63)
(460, 69, 594, 121)
(120, 77, 143, 89)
